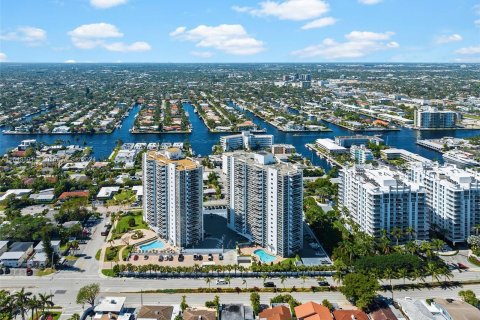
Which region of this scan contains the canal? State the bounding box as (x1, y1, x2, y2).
(1, 102, 480, 172)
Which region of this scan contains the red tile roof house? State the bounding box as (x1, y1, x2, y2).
(332, 310, 369, 320)
(294, 302, 333, 320)
(259, 305, 292, 320)
(58, 190, 89, 201)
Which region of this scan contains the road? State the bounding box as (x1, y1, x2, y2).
(3, 213, 480, 319)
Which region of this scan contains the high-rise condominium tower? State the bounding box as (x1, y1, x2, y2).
(143, 148, 203, 248)
(223, 151, 303, 257)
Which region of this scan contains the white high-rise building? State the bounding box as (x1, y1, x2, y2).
(143, 148, 203, 248)
(409, 163, 480, 244)
(220, 131, 273, 152)
(222, 151, 303, 257)
(339, 165, 428, 240)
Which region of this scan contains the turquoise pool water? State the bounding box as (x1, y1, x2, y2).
(254, 249, 276, 263)
(139, 240, 165, 251)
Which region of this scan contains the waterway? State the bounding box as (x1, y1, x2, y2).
(1, 103, 480, 172)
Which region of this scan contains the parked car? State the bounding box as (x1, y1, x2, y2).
(26, 268, 33, 276)
(168, 255, 174, 261)
(193, 254, 198, 261)
(263, 282, 275, 288)
(219, 253, 224, 260)
(144, 255, 149, 260)
(133, 255, 139, 261)
(458, 263, 469, 270)
(158, 255, 164, 262)
(178, 254, 184, 262)
(198, 255, 203, 261)
(208, 254, 213, 261)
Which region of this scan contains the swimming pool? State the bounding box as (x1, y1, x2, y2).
(139, 240, 165, 251)
(254, 249, 276, 263)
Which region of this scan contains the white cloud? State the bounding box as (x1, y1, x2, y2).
(103, 41, 151, 52)
(474, 4, 480, 15)
(90, 0, 127, 9)
(236, 0, 329, 21)
(169, 27, 187, 37)
(435, 34, 463, 44)
(455, 46, 480, 55)
(191, 51, 214, 58)
(358, 0, 383, 4)
(292, 30, 398, 59)
(475, 19, 480, 27)
(68, 23, 123, 39)
(68, 23, 150, 52)
(64, 59, 76, 63)
(0, 52, 7, 62)
(232, 6, 251, 13)
(301, 17, 337, 30)
(0, 26, 47, 46)
(170, 24, 265, 55)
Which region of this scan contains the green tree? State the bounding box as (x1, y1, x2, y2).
(339, 273, 380, 311)
(180, 295, 189, 312)
(38, 293, 54, 318)
(13, 288, 32, 320)
(459, 290, 479, 307)
(250, 292, 260, 314)
(76, 283, 100, 309)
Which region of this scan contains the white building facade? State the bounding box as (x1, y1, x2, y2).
(143, 148, 203, 248)
(223, 151, 303, 257)
(339, 165, 428, 240)
(409, 163, 480, 243)
(220, 131, 274, 152)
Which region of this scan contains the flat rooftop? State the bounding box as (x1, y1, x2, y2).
(146, 151, 199, 171)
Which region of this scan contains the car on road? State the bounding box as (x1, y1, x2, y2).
(458, 263, 469, 270)
(263, 282, 275, 288)
(216, 279, 228, 285)
(317, 281, 329, 286)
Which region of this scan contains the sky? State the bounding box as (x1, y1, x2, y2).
(0, 0, 479, 63)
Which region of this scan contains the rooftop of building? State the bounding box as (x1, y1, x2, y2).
(344, 164, 422, 193)
(223, 151, 302, 175)
(434, 298, 480, 319)
(182, 307, 217, 320)
(94, 297, 126, 314)
(146, 150, 199, 171)
(294, 302, 333, 320)
(137, 305, 174, 320)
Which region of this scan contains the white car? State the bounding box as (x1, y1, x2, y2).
(216, 279, 228, 285)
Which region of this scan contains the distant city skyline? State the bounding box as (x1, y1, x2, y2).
(0, 0, 479, 63)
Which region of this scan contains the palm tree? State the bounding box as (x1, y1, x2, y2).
(28, 295, 41, 320)
(13, 288, 32, 320)
(473, 224, 480, 236)
(205, 277, 212, 288)
(431, 238, 445, 253)
(300, 274, 308, 288)
(397, 268, 409, 285)
(404, 226, 416, 241)
(390, 227, 403, 246)
(69, 314, 81, 320)
(262, 274, 269, 285)
(426, 262, 440, 284)
(38, 293, 54, 318)
(280, 275, 287, 289)
(383, 268, 395, 299)
(225, 276, 232, 288)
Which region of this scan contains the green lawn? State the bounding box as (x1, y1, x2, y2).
(107, 189, 136, 206)
(115, 212, 148, 234)
(105, 245, 123, 262)
(95, 249, 101, 261)
(464, 114, 480, 120)
(102, 269, 115, 277)
(37, 268, 55, 277)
